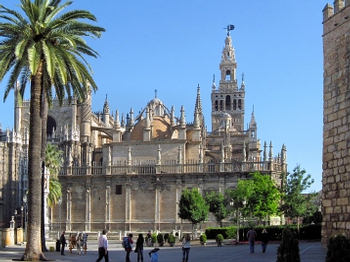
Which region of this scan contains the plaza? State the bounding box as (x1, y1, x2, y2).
(0, 241, 325, 262)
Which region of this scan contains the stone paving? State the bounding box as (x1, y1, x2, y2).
(0, 241, 326, 262)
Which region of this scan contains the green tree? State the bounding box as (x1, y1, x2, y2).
(228, 172, 280, 224)
(45, 143, 63, 207)
(0, 1, 104, 259)
(205, 191, 228, 227)
(250, 172, 280, 221)
(281, 165, 315, 229)
(178, 188, 209, 233)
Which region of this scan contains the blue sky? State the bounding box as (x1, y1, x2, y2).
(0, 0, 330, 192)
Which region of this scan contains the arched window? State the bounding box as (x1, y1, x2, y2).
(225, 95, 231, 110)
(47, 115, 57, 138)
(220, 100, 224, 111)
(215, 100, 218, 111)
(233, 99, 237, 110)
(225, 70, 231, 81)
(238, 99, 242, 110)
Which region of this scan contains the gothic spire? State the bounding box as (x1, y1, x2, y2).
(114, 109, 120, 129)
(180, 105, 186, 128)
(103, 94, 110, 114)
(212, 74, 216, 90)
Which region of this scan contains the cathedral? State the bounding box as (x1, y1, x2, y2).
(0, 32, 286, 233)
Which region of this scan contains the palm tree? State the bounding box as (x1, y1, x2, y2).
(0, 1, 104, 260)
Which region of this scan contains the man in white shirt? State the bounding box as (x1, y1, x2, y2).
(96, 229, 109, 262)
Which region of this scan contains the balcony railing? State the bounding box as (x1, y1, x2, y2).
(60, 160, 284, 176)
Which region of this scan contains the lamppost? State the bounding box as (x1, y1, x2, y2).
(20, 206, 24, 228)
(58, 198, 62, 235)
(23, 192, 27, 236)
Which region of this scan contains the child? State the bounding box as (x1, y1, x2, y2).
(149, 247, 159, 262)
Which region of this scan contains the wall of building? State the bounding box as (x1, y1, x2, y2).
(322, 0, 350, 244)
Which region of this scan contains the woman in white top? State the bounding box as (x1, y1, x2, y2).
(96, 229, 108, 262)
(182, 234, 191, 262)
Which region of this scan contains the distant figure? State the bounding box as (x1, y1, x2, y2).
(135, 233, 144, 262)
(247, 228, 257, 253)
(261, 229, 269, 253)
(123, 233, 134, 262)
(96, 229, 109, 262)
(82, 233, 88, 255)
(76, 232, 83, 255)
(182, 234, 191, 262)
(59, 231, 66, 256)
(149, 247, 160, 262)
(146, 230, 152, 246)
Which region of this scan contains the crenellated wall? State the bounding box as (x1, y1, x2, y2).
(322, 0, 350, 245)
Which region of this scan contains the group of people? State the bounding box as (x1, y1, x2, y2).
(61, 228, 268, 261)
(247, 228, 269, 254)
(96, 230, 192, 262)
(59, 231, 88, 256)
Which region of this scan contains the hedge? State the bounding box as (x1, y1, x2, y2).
(239, 224, 321, 241)
(205, 226, 237, 239)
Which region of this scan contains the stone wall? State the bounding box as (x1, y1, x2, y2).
(322, 0, 350, 245)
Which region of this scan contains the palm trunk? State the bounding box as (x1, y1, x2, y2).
(22, 63, 46, 261)
(41, 91, 48, 252)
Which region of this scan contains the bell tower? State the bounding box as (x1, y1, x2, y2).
(211, 27, 245, 133)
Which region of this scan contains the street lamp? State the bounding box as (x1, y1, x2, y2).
(58, 198, 62, 235)
(23, 193, 27, 231)
(20, 206, 24, 228)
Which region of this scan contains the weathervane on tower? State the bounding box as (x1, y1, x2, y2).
(225, 24, 235, 36)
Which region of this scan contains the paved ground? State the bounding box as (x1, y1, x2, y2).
(0, 241, 326, 262)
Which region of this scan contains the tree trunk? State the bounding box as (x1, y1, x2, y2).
(41, 91, 48, 252)
(22, 63, 46, 261)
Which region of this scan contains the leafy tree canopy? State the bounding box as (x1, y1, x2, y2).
(205, 191, 228, 227)
(281, 165, 315, 220)
(178, 188, 209, 225)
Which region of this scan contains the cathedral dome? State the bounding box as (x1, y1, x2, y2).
(130, 115, 172, 141)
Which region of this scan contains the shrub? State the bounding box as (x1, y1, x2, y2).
(200, 233, 207, 244)
(216, 234, 224, 247)
(157, 233, 164, 246)
(299, 224, 321, 240)
(326, 235, 350, 262)
(168, 234, 175, 246)
(205, 226, 237, 239)
(276, 228, 300, 262)
(164, 233, 169, 243)
(151, 233, 157, 244)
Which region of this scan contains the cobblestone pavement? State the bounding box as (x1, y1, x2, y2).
(0, 241, 326, 262)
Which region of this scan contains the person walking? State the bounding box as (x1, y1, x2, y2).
(59, 231, 66, 256)
(261, 229, 269, 253)
(247, 228, 257, 253)
(182, 234, 191, 262)
(76, 232, 83, 255)
(135, 233, 144, 262)
(123, 233, 134, 262)
(96, 229, 109, 262)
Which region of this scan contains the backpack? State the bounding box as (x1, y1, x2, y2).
(122, 236, 130, 249)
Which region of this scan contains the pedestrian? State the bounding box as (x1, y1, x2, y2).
(82, 233, 88, 255)
(135, 233, 144, 262)
(76, 232, 83, 255)
(261, 229, 269, 253)
(123, 233, 133, 262)
(59, 231, 66, 256)
(182, 234, 191, 262)
(149, 248, 160, 262)
(96, 229, 109, 262)
(247, 227, 257, 253)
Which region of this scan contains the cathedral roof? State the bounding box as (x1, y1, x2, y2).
(130, 115, 172, 141)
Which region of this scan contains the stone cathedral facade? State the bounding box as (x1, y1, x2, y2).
(0, 33, 286, 232)
(322, 1, 350, 244)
